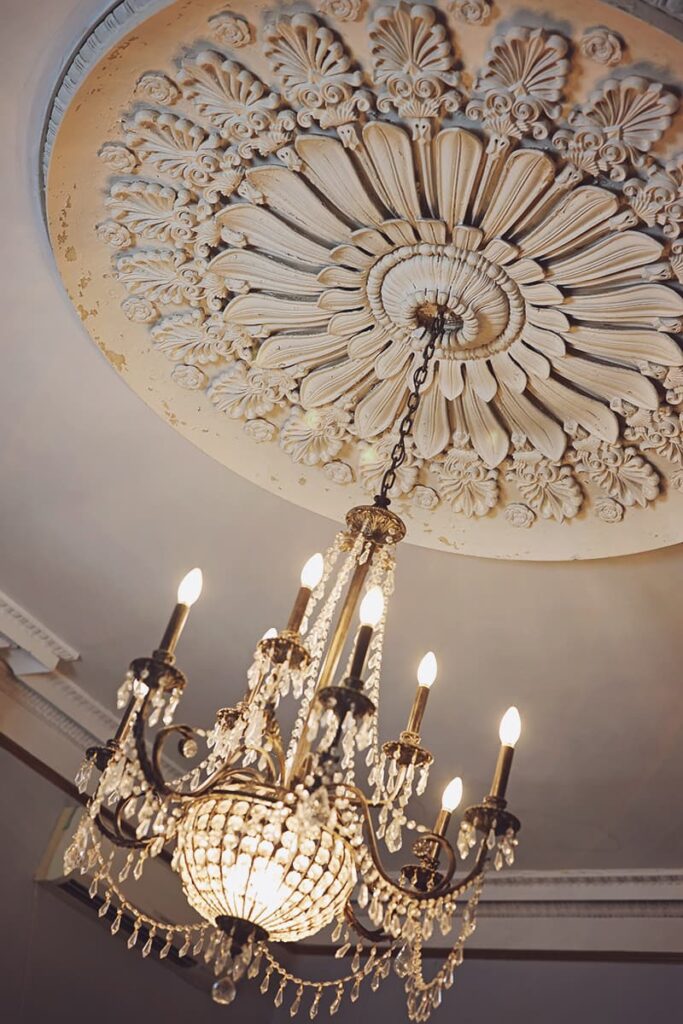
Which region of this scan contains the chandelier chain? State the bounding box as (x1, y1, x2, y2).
(374, 316, 444, 507)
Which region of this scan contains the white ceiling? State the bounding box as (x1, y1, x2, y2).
(1, 0, 683, 907)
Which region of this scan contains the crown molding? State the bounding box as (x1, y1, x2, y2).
(0, 587, 79, 672)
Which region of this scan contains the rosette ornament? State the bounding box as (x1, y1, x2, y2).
(214, 124, 683, 471)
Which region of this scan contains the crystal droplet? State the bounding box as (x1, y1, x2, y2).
(329, 984, 343, 1015)
(274, 980, 286, 1008)
(142, 933, 154, 958)
(486, 828, 496, 850)
(118, 853, 133, 883)
(371, 968, 382, 992)
(357, 883, 369, 909)
(98, 895, 111, 919)
(127, 926, 140, 950)
(192, 934, 204, 956)
(290, 985, 303, 1016)
(212, 977, 236, 1006)
(247, 949, 263, 979)
(394, 943, 411, 978)
(494, 849, 504, 871)
(309, 991, 321, 1019)
(160, 934, 173, 959)
(111, 911, 122, 935)
(351, 945, 361, 973)
(179, 934, 191, 958)
(335, 942, 350, 959)
(350, 978, 361, 1003)
(331, 920, 343, 943)
(260, 967, 273, 994)
(88, 875, 99, 899)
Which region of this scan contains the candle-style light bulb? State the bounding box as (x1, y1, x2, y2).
(177, 568, 203, 606)
(405, 651, 438, 736)
(158, 567, 204, 659)
(261, 627, 277, 641)
(490, 706, 522, 801)
(359, 586, 384, 627)
(300, 553, 324, 589)
(288, 553, 324, 633)
(347, 587, 384, 682)
(433, 775, 463, 842)
(499, 706, 522, 747)
(417, 651, 437, 688)
(441, 776, 463, 813)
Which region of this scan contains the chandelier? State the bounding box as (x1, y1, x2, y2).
(65, 322, 523, 1021)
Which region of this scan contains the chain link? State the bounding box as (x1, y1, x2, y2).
(374, 316, 444, 507)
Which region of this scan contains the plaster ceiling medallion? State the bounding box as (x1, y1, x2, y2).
(46, 0, 683, 559)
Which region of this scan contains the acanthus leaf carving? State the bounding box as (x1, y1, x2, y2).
(369, 2, 461, 127)
(623, 405, 683, 465)
(279, 407, 351, 465)
(624, 157, 683, 238)
(554, 76, 678, 181)
(466, 27, 568, 143)
(124, 110, 223, 187)
(567, 429, 660, 507)
(264, 13, 371, 130)
(505, 436, 583, 521)
(435, 433, 499, 517)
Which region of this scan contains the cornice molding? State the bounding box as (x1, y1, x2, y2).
(0, 587, 79, 671)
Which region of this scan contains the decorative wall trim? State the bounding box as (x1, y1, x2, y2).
(0, 587, 79, 671)
(41, 0, 171, 182)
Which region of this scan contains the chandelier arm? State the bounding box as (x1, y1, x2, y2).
(337, 782, 485, 901)
(374, 318, 443, 508)
(344, 901, 388, 944)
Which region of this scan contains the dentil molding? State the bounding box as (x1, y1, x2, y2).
(45, 0, 683, 559)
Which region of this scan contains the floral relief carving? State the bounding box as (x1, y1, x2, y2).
(171, 364, 207, 389)
(316, 0, 362, 21)
(135, 72, 180, 105)
(208, 12, 253, 49)
(323, 460, 355, 484)
(579, 28, 624, 66)
(93, 11, 683, 532)
(594, 497, 624, 523)
(450, 0, 492, 26)
(504, 503, 535, 528)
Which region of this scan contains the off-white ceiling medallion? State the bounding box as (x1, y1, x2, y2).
(46, 0, 683, 559)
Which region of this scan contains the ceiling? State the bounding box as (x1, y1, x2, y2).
(0, 0, 682, 1017)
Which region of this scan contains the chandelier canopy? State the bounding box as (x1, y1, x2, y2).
(66, 321, 523, 1021)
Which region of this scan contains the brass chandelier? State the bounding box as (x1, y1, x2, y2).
(65, 321, 523, 1021)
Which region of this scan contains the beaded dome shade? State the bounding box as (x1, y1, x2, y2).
(175, 790, 357, 941)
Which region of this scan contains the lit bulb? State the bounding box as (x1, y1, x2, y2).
(300, 553, 324, 589)
(359, 586, 384, 627)
(177, 568, 203, 606)
(417, 651, 437, 689)
(441, 776, 463, 813)
(261, 627, 277, 641)
(499, 706, 522, 747)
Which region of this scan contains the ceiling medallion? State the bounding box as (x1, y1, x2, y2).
(47, 0, 683, 557)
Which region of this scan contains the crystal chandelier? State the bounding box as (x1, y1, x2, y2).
(65, 323, 523, 1021)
